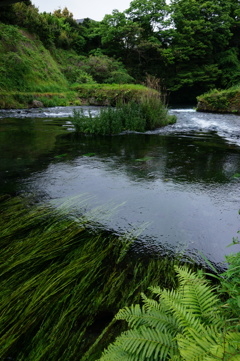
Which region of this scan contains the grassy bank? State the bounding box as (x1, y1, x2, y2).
(197, 85, 240, 114)
(0, 23, 168, 112)
(0, 85, 167, 110)
(0, 195, 190, 361)
(71, 83, 161, 106)
(0, 23, 68, 93)
(0, 91, 80, 109)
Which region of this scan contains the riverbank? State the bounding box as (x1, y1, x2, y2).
(0, 84, 161, 110)
(197, 86, 240, 114)
(0, 23, 161, 110)
(0, 91, 78, 109)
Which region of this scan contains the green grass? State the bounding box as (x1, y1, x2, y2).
(0, 91, 80, 109)
(0, 24, 161, 110)
(0, 195, 187, 361)
(197, 84, 240, 113)
(71, 83, 161, 106)
(0, 23, 68, 93)
(71, 97, 176, 135)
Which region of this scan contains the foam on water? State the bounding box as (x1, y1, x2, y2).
(0, 106, 101, 119)
(163, 109, 240, 146)
(1, 105, 239, 146)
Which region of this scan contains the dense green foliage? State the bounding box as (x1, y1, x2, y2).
(1, 0, 240, 103)
(197, 85, 240, 114)
(99, 258, 240, 360)
(85, 0, 240, 102)
(0, 91, 80, 109)
(0, 23, 68, 92)
(0, 196, 183, 361)
(71, 83, 161, 105)
(71, 97, 176, 135)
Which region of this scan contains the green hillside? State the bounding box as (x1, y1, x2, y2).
(0, 23, 68, 92)
(0, 22, 155, 109)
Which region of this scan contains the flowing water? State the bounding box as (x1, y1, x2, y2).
(1, 106, 240, 267)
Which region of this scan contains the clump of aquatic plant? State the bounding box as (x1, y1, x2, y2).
(0, 196, 181, 361)
(71, 97, 176, 135)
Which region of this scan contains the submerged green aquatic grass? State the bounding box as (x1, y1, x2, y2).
(0, 196, 186, 361)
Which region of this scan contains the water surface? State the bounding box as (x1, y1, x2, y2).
(1, 106, 239, 266)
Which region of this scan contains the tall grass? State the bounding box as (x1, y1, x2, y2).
(0, 196, 184, 361)
(71, 97, 176, 135)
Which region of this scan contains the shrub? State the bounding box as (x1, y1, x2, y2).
(197, 86, 240, 113)
(81, 55, 134, 84)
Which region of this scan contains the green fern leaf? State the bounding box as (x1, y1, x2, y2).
(99, 265, 240, 361)
(116, 297, 180, 334)
(175, 266, 220, 322)
(99, 326, 178, 361)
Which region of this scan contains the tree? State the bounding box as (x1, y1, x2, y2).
(167, 0, 234, 100)
(125, 0, 169, 35)
(53, 7, 73, 19)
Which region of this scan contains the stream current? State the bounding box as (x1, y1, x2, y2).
(1, 106, 240, 267)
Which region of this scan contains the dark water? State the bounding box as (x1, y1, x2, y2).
(1, 106, 240, 266)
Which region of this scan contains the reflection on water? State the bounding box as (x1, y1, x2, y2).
(0, 107, 240, 266)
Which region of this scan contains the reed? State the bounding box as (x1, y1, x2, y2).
(71, 97, 176, 135)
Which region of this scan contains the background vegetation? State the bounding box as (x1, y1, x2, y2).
(197, 86, 240, 114)
(1, 0, 240, 104)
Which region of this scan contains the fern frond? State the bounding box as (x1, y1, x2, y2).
(99, 326, 179, 361)
(169, 356, 183, 361)
(99, 265, 240, 361)
(177, 325, 240, 361)
(141, 309, 179, 334)
(148, 285, 162, 298)
(161, 288, 202, 335)
(99, 343, 138, 361)
(115, 304, 146, 328)
(142, 292, 162, 311)
(175, 266, 220, 324)
(116, 303, 179, 335)
(177, 327, 218, 361)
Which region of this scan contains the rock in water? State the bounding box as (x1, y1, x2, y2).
(31, 100, 44, 108)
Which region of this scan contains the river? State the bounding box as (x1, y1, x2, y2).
(0, 106, 240, 267)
